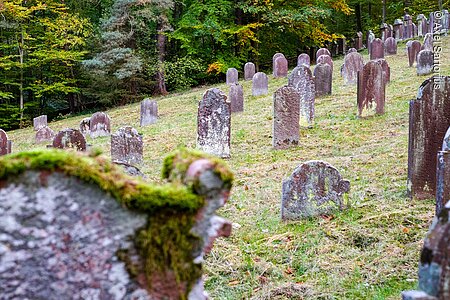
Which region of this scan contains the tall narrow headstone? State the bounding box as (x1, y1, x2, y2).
(226, 68, 238, 85)
(416, 50, 434, 76)
(316, 54, 334, 72)
(33, 115, 47, 131)
(288, 66, 315, 127)
(380, 23, 388, 41)
(0, 129, 11, 155)
(429, 12, 435, 34)
(412, 23, 418, 37)
(35, 126, 55, 144)
(417, 14, 428, 37)
(403, 14, 413, 39)
(355, 32, 363, 50)
(367, 30, 375, 54)
(370, 38, 385, 60)
(252, 72, 269, 96)
(316, 48, 331, 59)
(272, 86, 300, 149)
(197, 88, 231, 158)
(53, 128, 87, 151)
(314, 63, 332, 97)
(343, 52, 364, 85)
(244, 62, 256, 81)
(273, 56, 288, 78)
(111, 126, 143, 165)
(272, 53, 285, 77)
(140, 99, 158, 126)
(407, 40, 422, 67)
(384, 37, 397, 55)
(229, 83, 244, 113)
(423, 33, 433, 51)
(79, 117, 90, 135)
(297, 53, 311, 67)
(357, 61, 385, 117)
(89, 112, 111, 138)
(375, 58, 391, 85)
(394, 19, 404, 40)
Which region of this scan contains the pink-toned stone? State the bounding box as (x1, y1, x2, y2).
(244, 62, 256, 81)
(79, 117, 90, 135)
(297, 53, 310, 67)
(357, 61, 385, 117)
(52, 128, 87, 151)
(316, 54, 333, 72)
(314, 63, 332, 97)
(273, 56, 288, 78)
(252, 72, 268, 96)
(272, 85, 300, 149)
(316, 48, 331, 59)
(229, 83, 244, 113)
(35, 126, 55, 143)
(370, 38, 385, 60)
(89, 112, 111, 138)
(385, 37, 397, 55)
(33, 115, 47, 131)
(407, 40, 422, 67)
(375, 58, 391, 85)
(343, 52, 364, 85)
(0, 129, 11, 155)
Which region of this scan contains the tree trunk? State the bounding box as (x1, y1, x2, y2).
(355, 4, 363, 32)
(19, 29, 24, 128)
(156, 17, 168, 96)
(382, 0, 386, 23)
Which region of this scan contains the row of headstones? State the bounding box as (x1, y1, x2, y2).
(406, 35, 435, 75)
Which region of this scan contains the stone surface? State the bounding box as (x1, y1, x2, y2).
(140, 98, 158, 126)
(408, 76, 450, 200)
(0, 129, 11, 155)
(316, 48, 331, 59)
(423, 33, 434, 51)
(111, 126, 143, 165)
(297, 53, 310, 67)
(226, 68, 238, 85)
(314, 63, 332, 97)
(272, 53, 285, 77)
(343, 52, 364, 85)
(436, 127, 450, 216)
(244, 62, 256, 81)
(52, 129, 87, 151)
(252, 72, 269, 96)
(347, 48, 357, 53)
(197, 88, 231, 158)
(33, 115, 47, 131)
(375, 58, 391, 85)
(79, 117, 90, 135)
(380, 23, 389, 41)
(316, 54, 333, 72)
(89, 112, 111, 138)
(229, 83, 244, 113)
(367, 30, 375, 54)
(417, 14, 428, 37)
(35, 126, 55, 144)
(408, 40, 422, 67)
(355, 32, 363, 50)
(370, 38, 384, 60)
(288, 65, 315, 127)
(273, 56, 288, 78)
(113, 161, 146, 178)
(272, 86, 300, 149)
(281, 161, 350, 220)
(357, 61, 385, 117)
(417, 50, 434, 76)
(394, 19, 404, 40)
(429, 12, 435, 34)
(404, 14, 413, 39)
(385, 37, 397, 55)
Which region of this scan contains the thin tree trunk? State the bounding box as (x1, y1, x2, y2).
(382, 0, 386, 23)
(355, 4, 363, 32)
(19, 29, 24, 127)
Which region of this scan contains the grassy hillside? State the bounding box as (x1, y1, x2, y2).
(8, 36, 450, 299)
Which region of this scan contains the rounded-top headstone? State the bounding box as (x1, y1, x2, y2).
(316, 48, 331, 59)
(417, 50, 434, 76)
(272, 86, 300, 149)
(0, 129, 10, 155)
(314, 63, 332, 97)
(53, 128, 87, 151)
(384, 37, 397, 55)
(316, 54, 334, 71)
(35, 126, 55, 144)
(229, 83, 244, 113)
(89, 112, 111, 138)
(140, 98, 158, 127)
(226, 68, 238, 85)
(244, 62, 256, 81)
(343, 52, 364, 85)
(111, 126, 143, 165)
(79, 117, 90, 135)
(347, 48, 357, 54)
(407, 40, 422, 67)
(273, 56, 288, 78)
(297, 53, 311, 67)
(252, 72, 269, 96)
(370, 38, 385, 60)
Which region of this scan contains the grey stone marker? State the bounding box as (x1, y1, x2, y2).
(417, 14, 428, 37)
(0, 129, 12, 155)
(33, 115, 47, 131)
(140, 98, 158, 126)
(272, 86, 300, 149)
(272, 53, 285, 77)
(252, 72, 269, 96)
(423, 33, 433, 51)
(417, 50, 434, 75)
(197, 88, 231, 158)
(394, 19, 404, 40)
(52, 128, 87, 151)
(343, 52, 364, 85)
(79, 117, 90, 135)
(357, 61, 385, 117)
(229, 83, 244, 113)
(281, 161, 350, 220)
(407, 40, 422, 67)
(316, 48, 331, 59)
(288, 65, 315, 127)
(367, 30, 375, 54)
(384, 37, 397, 55)
(35, 126, 55, 143)
(226, 68, 238, 85)
(244, 62, 256, 81)
(111, 126, 143, 165)
(316, 54, 334, 72)
(370, 38, 384, 60)
(297, 53, 311, 67)
(314, 63, 332, 97)
(89, 112, 111, 138)
(273, 56, 288, 78)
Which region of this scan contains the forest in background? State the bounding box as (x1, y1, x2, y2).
(0, 0, 447, 129)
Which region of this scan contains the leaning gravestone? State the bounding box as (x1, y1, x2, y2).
(357, 61, 385, 117)
(79, 117, 90, 135)
(229, 83, 244, 113)
(0, 129, 12, 155)
(52, 128, 87, 151)
(35, 126, 55, 144)
(297, 53, 311, 67)
(244, 62, 256, 81)
(140, 98, 158, 126)
(272, 86, 300, 149)
(89, 112, 111, 138)
(33, 115, 47, 131)
(407, 40, 422, 67)
(435, 127, 450, 216)
(252, 72, 269, 96)
(370, 38, 385, 60)
(314, 63, 332, 97)
(316, 48, 331, 59)
(281, 161, 350, 220)
(226, 68, 238, 85)
(423, 33, 433, 51)
(408, 76, 450, 200)
(343, 52, 364, 85)
(273, 56, 288, 78)
(197, 88, 231, 158)
(288, 65, 315, 127)
(375, 58, 391, 85)
(111, 126, 143, 165)
(316, 54, 334, 72)
(417, 50, 434, 75)
(384, 37, 397, 55)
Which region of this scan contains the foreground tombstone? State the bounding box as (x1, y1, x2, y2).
(436, 127, 450, 216)
(272, 86, 300, 149)
(288, 65, 315, 127)
(0, 129, 12, 155)
(343, 52, 364, 85)
(297, 53, 311, 67)
(252, 72, 269, 96)
(281, 161, 350, 220)
(273, 56, 288, 78)
(384, 37, 397, 55)
(35, 126, 55, 144)
(244, 62, 256, 81)
(417, 50, 434, 76)
(197, 88, 231, 158)
(316, 54, 334, 72)
(79, 117, 90, 135)
(111, 126, 143, 165)
(89, 112, 111, 138)
(33, 115, 47, 131)
(140, 98, 158, 126)
(52, 128, 87, 151)
(407, 40, 422, 67)
(314, 63, 332, 97)
(226, 68, 238, 85)
(0, 148, 233, 300)
(357, 61, 385, 117)
(369, 38, 384, 60)
(408, 76, 450, 199)
(229, 83, 244, 113)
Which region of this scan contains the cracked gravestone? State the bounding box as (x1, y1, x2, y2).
(140, 98, 158, 126)
(229, 83, 244, 113)
(288, 65, 315, 127)
(417, 50, 434, 76)
(111, 126, 143, 166)
(272, 85, 300, 149)
(314, 63, 332, 97)
(252, 72, 269, 96)
(357, 61, 385, 117)
(52, 129, 87, 151)
(89, 112, 111, 138)
(244, 62, 256, 81)
(343, 52, 364, 85)
(33, 115, 47, 131)
(35, 126, 55, 144)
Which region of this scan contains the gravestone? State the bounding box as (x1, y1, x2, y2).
(252, 72, 269, 96)
(412, 23, 418, 37)
(394, 19, 404, 40)
(52, 128, 87, 151)
(443, 10, 450, 32)
(79, 117, 90, 135)
(197, 88, 231, 158)
(347, 48, 357, 53)
(229, 83, 244, 113)
(140, 98, 158, 126)
(244, 62, 256, 81)
(423, 33, 434, 51)
(316, 48, 331, 59)
(111, 126, 143, 165)
(33, 115, 47, 131)
(407, 40, 422, 67)
(89, 112, 111, 138)
(337, 38, 346, 54)
(281, 161, 350, 220)
(355, 32, 363, 50)
(0, 129, 12, 155)
(370, 38, 385, 60)
(273, 56, 288, 78)
(407, 76, 450, 200)
(297, 53, 311, 67)
(367, 30, 375, 54)
(35, 126, 55, 144)
(429, 12, 435, 34)
(385, 37, 397, 55)
(288, 66, 315, 127)
(272, 53, 285, 77)
(375, 58, 391, 85)
(314, 63, 332, 97)
(436, 127, 450, 216)
(316, 54, 334, 72)
(272, 86, 300, 149)
(343, 52, 364, 85)
(404, 14, 413, 39)
(417, 50, 434, 76)
(380, 23, 389, 41)
(226, 68, 238, 85)
(357, 61, 385, 117)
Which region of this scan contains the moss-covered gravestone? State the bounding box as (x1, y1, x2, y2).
(0, 149, 233, 299)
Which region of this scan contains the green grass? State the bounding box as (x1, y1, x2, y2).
(7, 36, 450, 299)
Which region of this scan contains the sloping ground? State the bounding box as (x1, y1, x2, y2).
(8, 36, 450, 299)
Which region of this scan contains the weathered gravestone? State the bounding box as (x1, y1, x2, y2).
(316, 54, 334, 72)
(417, 50, 434, 75)
(272, 53, 285, 76)
(367, 30, 375, 54)
(288, 65, 315, 127)
(343, 52, 364, 85)
(357, 61, 385, 117)
(380, 23, 389, 41)
(111, 126, 143, 166)
(394, 19, 404, 40)
(89, 112, 111, 138)
(347, 48, 357, 54)
(140, 98, 158, 126)
(229, 83, 244, 113)
(385, 37, 397, 55)
(297, 53, 311, 67)
(413, 23, 418, 37)
(35, 126, 55, 144)
(226, 68, 238, 85)
(33, 115, 47, 131)
(355, 32, 363, 50)
(443, 10, 450, 32)
(281, 161, 350, 220)
(79, 117, 90, 135)
(407, 40, 422, 67)
(370, 38, 385, 60)
(52, 128, 87, 151)
(423, 33, 434, 51)
(0, 129, 12, 155)
(244, 62, 256, 81)
(404, 14, 413, 39)
(252, 72, 269, 96)
(375, 58, 391, 85)
(272, 86, 300, 149)
(0, 148, 233, 300)
(316, 48, 331, 59)
(435, 127, 450, 216)
(197, 88, 231, 158)
(273, 56, 288, 78)
(429, 12, 435, 34)
(314, 63, 332, 97)
(417, 14, 428, 36)
(408, 76, 450, 200)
